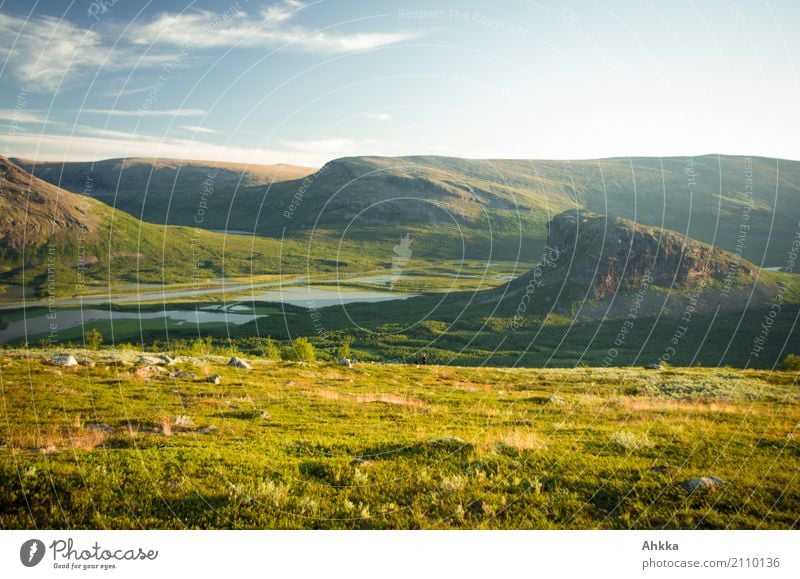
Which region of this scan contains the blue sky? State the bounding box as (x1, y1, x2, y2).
(1, 0, 799, 166)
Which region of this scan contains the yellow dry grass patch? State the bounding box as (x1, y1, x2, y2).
(8, 425, 108, 452)
(620, 399, 741, 413)
(310, 388, 427, 408)
(475, 429, 548, 454)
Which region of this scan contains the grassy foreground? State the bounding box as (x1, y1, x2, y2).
(1, 349, 798, 529)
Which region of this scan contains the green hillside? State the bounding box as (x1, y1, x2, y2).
(22, 154, 800, 266)
(0, 157, 337, 296)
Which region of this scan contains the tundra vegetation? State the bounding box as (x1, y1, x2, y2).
(1, 348, 797, 529)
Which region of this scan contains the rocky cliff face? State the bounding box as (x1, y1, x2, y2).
(546, 211, 753, 300)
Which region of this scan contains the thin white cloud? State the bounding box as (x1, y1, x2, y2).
(99, 84, 157, 99)
(263, 0, 307, 23)
(2, 129, 412, 167)
(130, 1, 417, 53)
(81, 108, 207, 118)
(285, 137, 358, 156)
(0, 13, 174, 93)
(179, 125, 220, 134)
(4, 131, 326, 167)
(0, 108, 49, 124)
(364, 112, 391, 121)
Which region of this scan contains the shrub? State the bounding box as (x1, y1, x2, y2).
(85, 328, 103, 350)
(294, 337, 316, 362)
(783, 354, 800, 372)
(261, 337, 280, 359)
(281, 337, 316, 362)
(337, 337, 352, 360)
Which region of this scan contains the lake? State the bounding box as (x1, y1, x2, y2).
(0, 308, 261, 342)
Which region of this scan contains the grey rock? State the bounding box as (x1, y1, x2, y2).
(51, 354, 78, 367)
(649, 465, 675, 474)
(228, 356, 252, 369)
(680, 476, 725, 492)
(428, 436, 465, 444)
(207, 374, 222, 384)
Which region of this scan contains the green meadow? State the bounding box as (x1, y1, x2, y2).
(1, 349, 797, 529)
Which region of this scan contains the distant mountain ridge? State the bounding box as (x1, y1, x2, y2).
(14, 157, 315, 227)
(0, 156, 325, 295)
(18, 154, 800, 266)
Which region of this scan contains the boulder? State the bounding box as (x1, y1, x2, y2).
(51, 354, 78, 367)
(207, 374, 222, 385)
(138, 355, 164, 365)
(338, 358, 353, 368)
(228, 356, 252, 369)
(680, 476, 725, 492)
(159, 355, 178, 365)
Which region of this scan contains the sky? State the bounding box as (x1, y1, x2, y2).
(1, 0, 799, 166)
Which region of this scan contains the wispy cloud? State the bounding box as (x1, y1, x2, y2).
(130, 1, 417, 53)
(0, 108, 49, 124)
(179, 125, 220, 134)
(0, 2, 416, 94)
(99, 84, 157, 99)
(0, 13, 173, 93)
(81, 108, 207, 118)
(4, 130, 401, 167)
(364, 112, 391, 121)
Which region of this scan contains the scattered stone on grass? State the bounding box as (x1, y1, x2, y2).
(51, 354, 78, 367)
(649, 465, 675, 474)
(680, 476, 725, 492)
(173, 415, 193, 429)
(428, 436, 465, 444)
(228, 356, 252, 369)
(207, 374, 222, 385)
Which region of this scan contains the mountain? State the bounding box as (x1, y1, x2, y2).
(499, 210, 779, 319)
(237, 210, 798, 368)
(21, 154, 800, 266)
(0, 157, 325, 296)
(14, 157, 315, 229)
